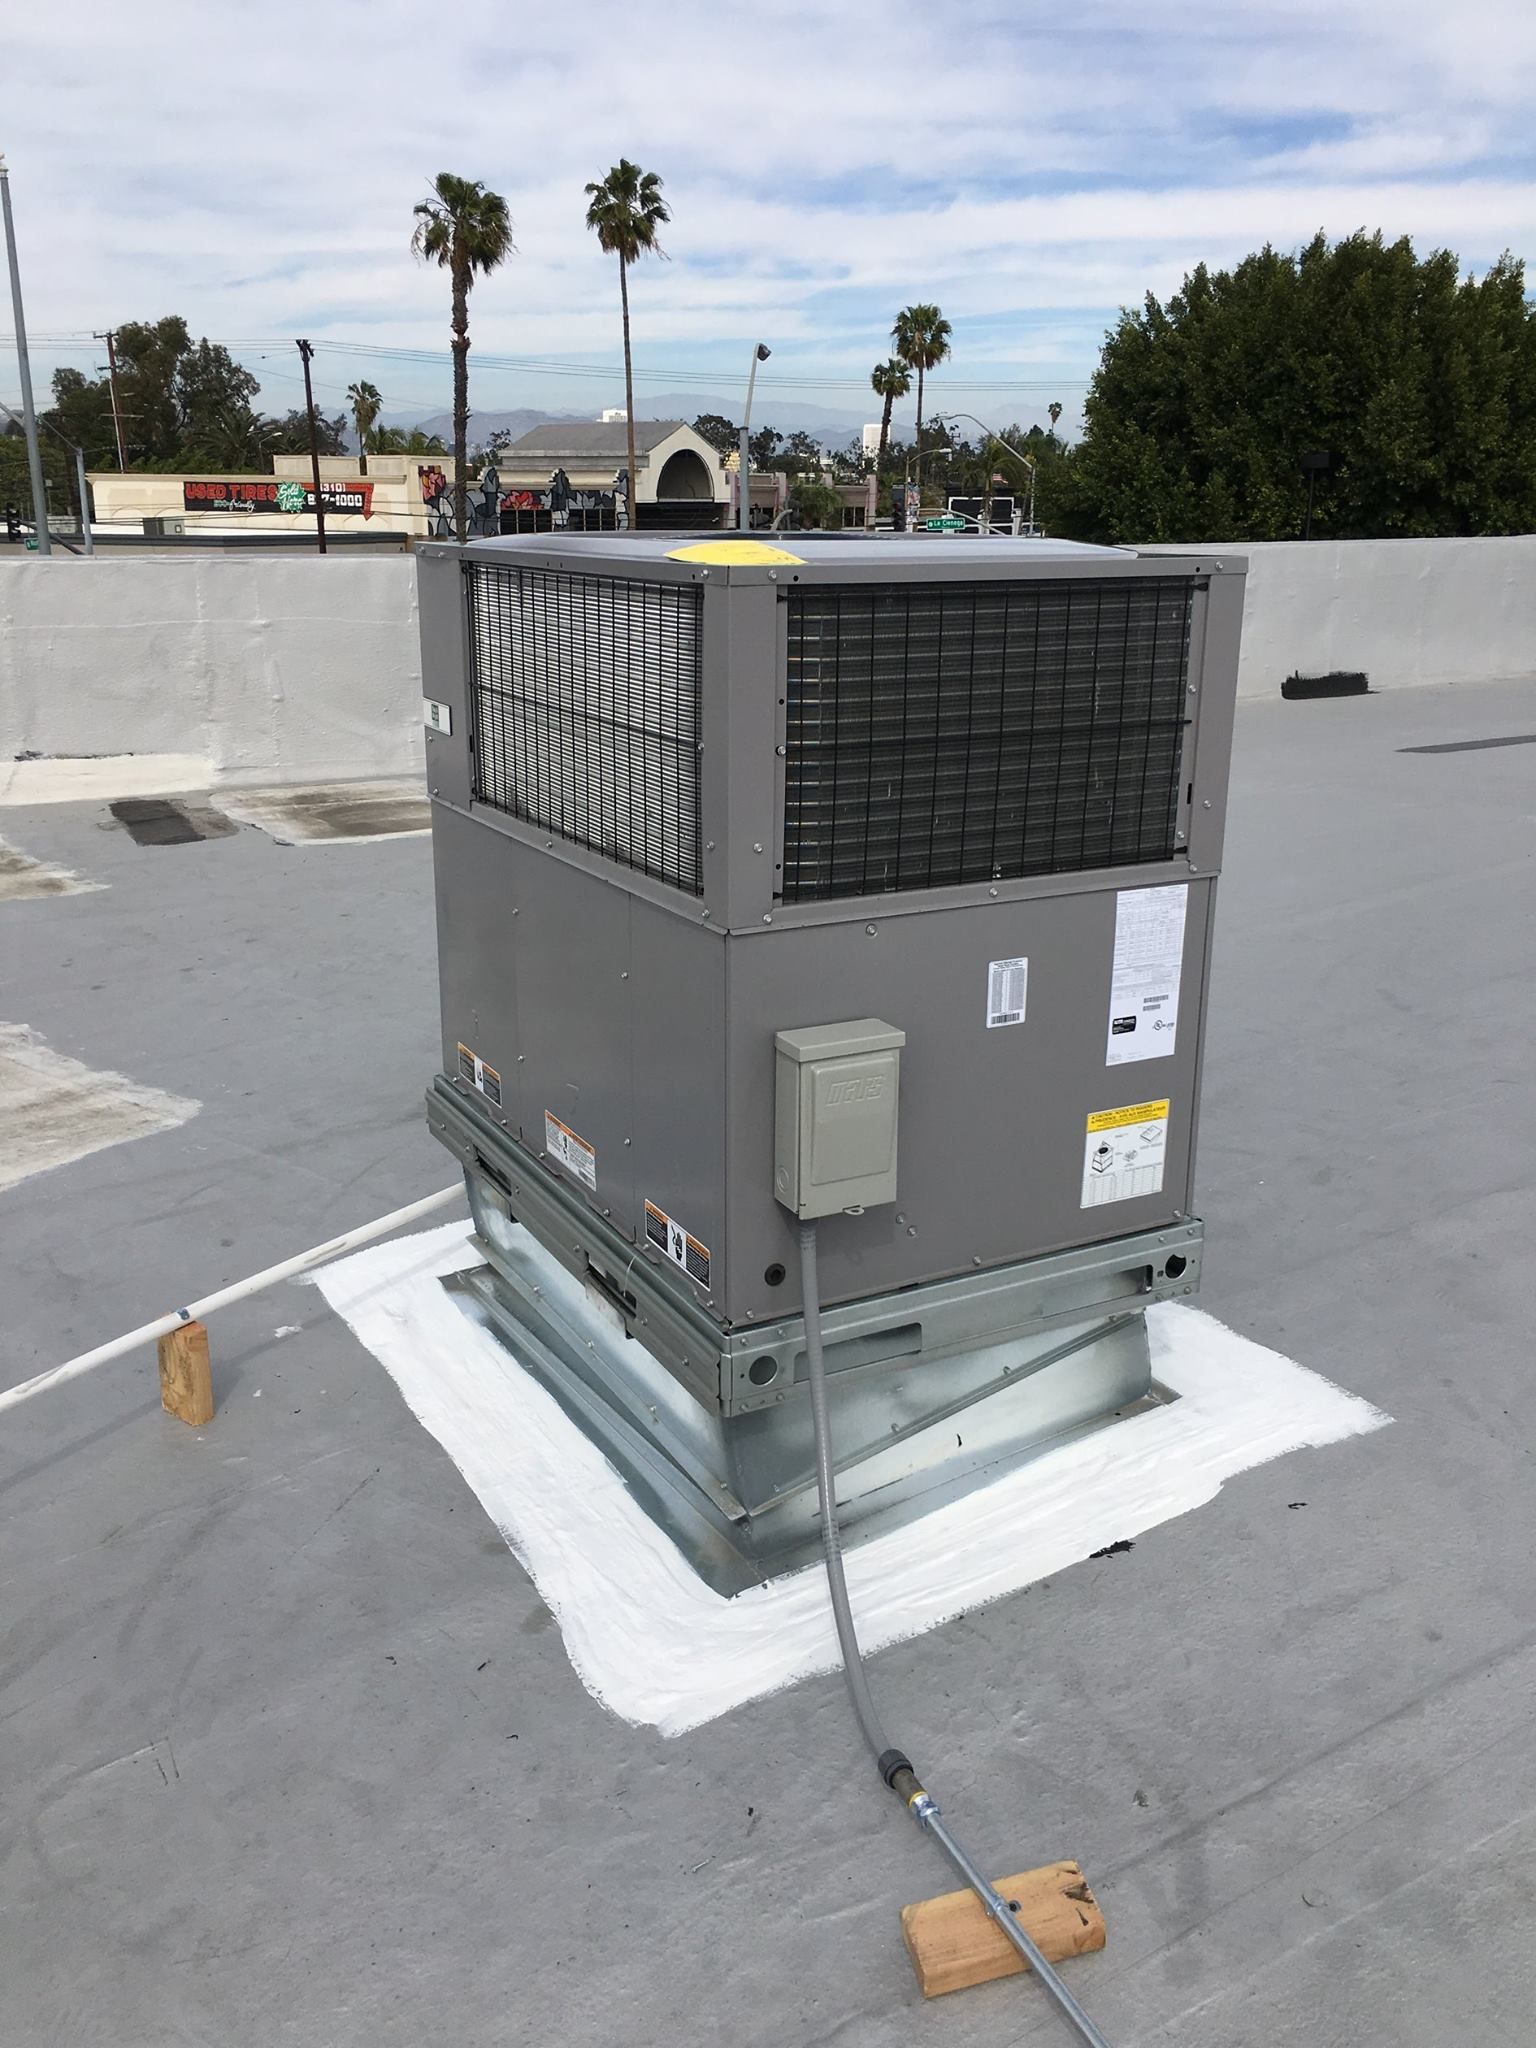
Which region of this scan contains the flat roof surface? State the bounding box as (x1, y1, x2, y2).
(4, 677, 1535, 2045)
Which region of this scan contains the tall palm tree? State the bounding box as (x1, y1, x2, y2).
(583, 159, 670, 529)
(347, 380, 383, 474)
(411, 173, 515, 541)
(892, 303, 953, 500)
(1048, 401, 1063, 436)
(869, 358, 911, 471)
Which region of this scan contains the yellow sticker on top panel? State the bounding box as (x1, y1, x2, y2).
(664, 540, 806, 565)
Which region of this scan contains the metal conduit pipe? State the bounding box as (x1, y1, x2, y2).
(798, 1221, 1116, 2048)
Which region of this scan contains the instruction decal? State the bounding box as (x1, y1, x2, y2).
(423, 697, 452, 736)
(645, 1198, 712, 1289)
(986, 956, 1028, 1029)
(1082, 1099, 1169, 1207)
(544, 1111, 596, 1189)
(456, 1040, 501, 1107)
(1106, 884, 1187, 1065)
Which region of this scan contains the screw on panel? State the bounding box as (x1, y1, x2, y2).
(623, 1137, 632, 1146)
(775, 745, 786, 757)
(1202, 799, 1212, 809)
(865, 923, 878, 936)
(752, 843, 763, 854)
(620, 971, 629, 979)
(706, 840, 716, 851)
(906, 1225, 918, 1238)
(763, 914, 773, 924)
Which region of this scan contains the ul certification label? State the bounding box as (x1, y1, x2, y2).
(544, 1111, 596, 1189)
(645, 1199, 711, 1289)
(1082, 1099, 1169, 1208)
(986, 956, 1028, 1028)
(1106, 884, 1188, 1065)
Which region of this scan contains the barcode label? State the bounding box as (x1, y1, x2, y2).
(986, 956, 1028, 1029)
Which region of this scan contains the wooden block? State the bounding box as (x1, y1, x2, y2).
(900, 1858, 1105, 1999)
(158, 1320, 214, 1427)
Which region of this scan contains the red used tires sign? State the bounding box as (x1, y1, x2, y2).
(182, 479, 376, 517)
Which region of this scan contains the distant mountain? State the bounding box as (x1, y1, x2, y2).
(386, 396, 874, 448)
(392, 407, 591, 442)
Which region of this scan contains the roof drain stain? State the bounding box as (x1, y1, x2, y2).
(108, 798, 236, 846)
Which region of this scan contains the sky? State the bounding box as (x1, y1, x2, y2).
(3, 0, 1535, 440)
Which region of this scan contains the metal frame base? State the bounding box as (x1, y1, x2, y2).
(443, 1228, 1178, 1596)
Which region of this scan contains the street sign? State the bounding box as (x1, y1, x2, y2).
(921, 515, 967, 532)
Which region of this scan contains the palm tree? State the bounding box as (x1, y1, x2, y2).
(584, 159, 670, 529)
(1048, 401, 1062, 436)
(892, 304, 953, 501)
(347, 380, 383, 474)
(411, 173, 515, 541)
(869, 359, 911, 472)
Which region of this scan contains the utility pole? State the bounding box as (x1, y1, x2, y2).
(95, 330, 128, 469)
(296, 339, 327, 555)
(0, 153, 51, 554)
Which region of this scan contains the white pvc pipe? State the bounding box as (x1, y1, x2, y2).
(0, 1184, 463, 1417)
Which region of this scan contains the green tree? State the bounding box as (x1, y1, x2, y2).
(869, 358, 911, 470)
(374, 425, 448, 455)
(584, 159, 670, 528)
(1069, 231, 1536, 543)
(266, 409, 348, 458)
(786, 474, 844, 529)
(412, 173, 515, 541)
(892, 305, 952, 500)
(347, 380, 383, 472)
(748, 425, 783, 471)
(48, 318, 262, 470)
(690, 412, 738, 458)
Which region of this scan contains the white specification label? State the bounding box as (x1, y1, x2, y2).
(986, 956, 1028, 1029)
(1106, 884, 1188, 1065)
(544, 1110, 597, 1189)
(1082, 1100, 1169, 1208)
(423, 697, 453, 735)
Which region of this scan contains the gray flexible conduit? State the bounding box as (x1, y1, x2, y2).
(798, 1220, 1115, 2048)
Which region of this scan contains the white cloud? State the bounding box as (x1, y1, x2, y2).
(2, 0, 1532, 423)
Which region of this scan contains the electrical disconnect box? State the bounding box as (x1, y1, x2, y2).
(421, 532, 1244, 1589)
(774, 1020, 904, 1220)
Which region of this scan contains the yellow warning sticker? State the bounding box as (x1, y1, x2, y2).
(1082, 1100, 1170, 1208)
(1086, 1099, 1170, 1133)
(664, 539, 806, 566)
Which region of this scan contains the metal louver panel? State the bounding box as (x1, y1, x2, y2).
(781, 577, 1192, 902)
(467, 563, 703, 894)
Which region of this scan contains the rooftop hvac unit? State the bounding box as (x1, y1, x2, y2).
(421, 533, 1244, 1590)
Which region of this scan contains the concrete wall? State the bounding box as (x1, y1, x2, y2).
(1149, 536, 1536, 698)
(0, 555, 423, 794)
(2, 539, 1532, 801)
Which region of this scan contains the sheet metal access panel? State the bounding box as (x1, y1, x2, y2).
(420, 535, 1244, 1330)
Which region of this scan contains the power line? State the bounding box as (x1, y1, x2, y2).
(0, 330, 1085, 395)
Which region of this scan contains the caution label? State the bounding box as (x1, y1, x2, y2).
(456, 1040, 502, 1108)
(1082, 1099, 1169, 1208)
(544, 1110, 596, 1189)
(645, 1198, 712, 1289)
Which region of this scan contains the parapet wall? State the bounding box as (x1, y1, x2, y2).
(3, 538, 1532, 799)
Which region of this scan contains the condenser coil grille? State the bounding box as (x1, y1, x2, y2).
(781, 577, 1193, 902)
(467, 563, 704, 894)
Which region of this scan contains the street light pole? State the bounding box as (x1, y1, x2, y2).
(932, 412, 1038, 533)
(296, 339, 327, 556)
(0, 154, 51, 555)
(739, 342, 770, 533)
